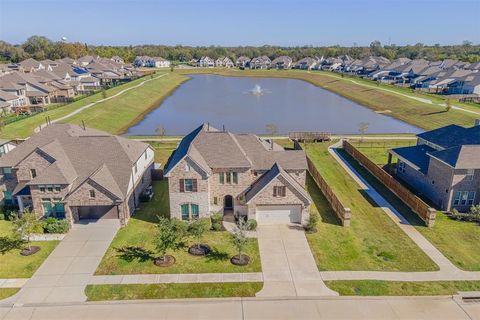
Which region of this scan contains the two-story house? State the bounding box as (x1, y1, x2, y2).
(389, 122, 480, 211)
(0, 124, 154, 225)
(164, 124, 312, 225)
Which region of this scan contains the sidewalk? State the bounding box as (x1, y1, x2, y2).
(90, 273, 263, 285)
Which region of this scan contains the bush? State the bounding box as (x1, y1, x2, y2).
(245, 219, 257, 231)
(0, 213, 4, 220)
(43, 217, 70, 234)
(211, 212, 223, 224)
(305, 213, 318, 232)
(139, 193, 151, 203)
(211, 222, 222, 231)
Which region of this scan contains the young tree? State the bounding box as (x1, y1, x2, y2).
(12, 209, 42, 253)
(265, 124, 278, 136)
(187, 218, 211, 254)
(101, 87, 107, 99)
(154, 217, 186, 265)
(445, 99, 452, 112)
(155, 126, 166, 136)
(358, 122, 369, 143)
(230, 219, 249, 265)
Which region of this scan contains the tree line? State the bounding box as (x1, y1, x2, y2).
(1, 36, 479, 64)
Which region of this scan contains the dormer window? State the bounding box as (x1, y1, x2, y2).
(89, 190, 96, 198)
(30, 169, 37, 179)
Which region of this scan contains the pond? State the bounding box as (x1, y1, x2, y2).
(126, 74, 422, 136)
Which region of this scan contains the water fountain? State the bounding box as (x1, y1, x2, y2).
(250, 84, 267, 96)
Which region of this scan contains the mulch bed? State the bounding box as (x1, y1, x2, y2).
(230, 254, 250, 266)
(188, 244, 211, 256)
(153, 255, 176, 267)
(20, 246, 41, 256)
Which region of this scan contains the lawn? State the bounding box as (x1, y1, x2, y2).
(0, 288, 20, 300)
(326, 280, 480, 296)
(343, 144, 480, 271)
(95, 180, 261, 275)
(0, 221, 59, 278)
(85, 282, 263, 301)
(149, 141, 178, 168)
(0, 72, 179, 139)
(348, 139, 415, 165)
(177, 69, 479, 131)
(65, 73, 188, 135)
(304, 141, 438, 271)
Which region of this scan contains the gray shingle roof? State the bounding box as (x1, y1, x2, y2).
(390, 145, 435, 173)
(417, 124, 480, 148)
(429, 145, 480, 169)
(0, 124, 150, 199)
(164, 124, 308, 176)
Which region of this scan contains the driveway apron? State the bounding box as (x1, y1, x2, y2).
(6, 219, 119, 305)
(256, 225, 338, 297)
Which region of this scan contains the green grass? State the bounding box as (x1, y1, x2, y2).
(0, 72, 181, 139)
(0, 221, 59, 278)
(326, 280, 480, 296)
(349, 139, 415, 165)
(343, 145, 480, 271)
(176, 69, 479, 131)
(95, 180, 261, 275)
(85, 282, 263, 301)
(65, 73, 188, 134)
(0, 288, 20, 300)
(304, 142, 438, 271)
(149, 141, 178, 168)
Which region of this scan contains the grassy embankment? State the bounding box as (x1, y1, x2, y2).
(344, 140, 480, 271)
(0, 71, 183, 139)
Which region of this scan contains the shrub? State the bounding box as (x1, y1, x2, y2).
(245, 219, 257, 231)
(305, 213, 319, 232)
(211, 212, 223, 224)
(139, 193, 151, 203)
(43, 218, 70, 234)
(211, 222, 222, 231)
(0, 213, 4, 220)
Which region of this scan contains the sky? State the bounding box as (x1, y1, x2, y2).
(1, 0, 479, 47)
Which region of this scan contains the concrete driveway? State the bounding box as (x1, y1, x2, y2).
(256, 225, 337, 297)
(5, 219, 119, 305)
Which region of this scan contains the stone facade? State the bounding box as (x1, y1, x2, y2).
(168, 159, 310, 224)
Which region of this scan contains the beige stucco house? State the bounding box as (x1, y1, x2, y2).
(164, 124, 311, 225)
(0, 124, 154, 226)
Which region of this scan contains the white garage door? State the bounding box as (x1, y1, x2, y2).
(256, 205, 302, 225)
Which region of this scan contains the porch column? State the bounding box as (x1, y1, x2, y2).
(387, 153, 393, 166)
(17, 196, 24, 212)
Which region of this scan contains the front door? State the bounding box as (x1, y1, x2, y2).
(224, 195, 233, 210)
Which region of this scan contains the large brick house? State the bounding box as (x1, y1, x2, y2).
(0, 124, 154, 225)
(164, 124, 312, 225)
(389, 122, 480, 211)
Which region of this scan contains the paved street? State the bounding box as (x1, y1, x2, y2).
(4, 220, 119, 305)
(256, 225, 337, 297)
(0, 296, 478, 320)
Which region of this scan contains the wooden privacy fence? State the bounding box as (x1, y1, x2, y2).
(306, 157, 351, 226)
(289, 131, 331, 142)
(343, 140, 436, 227)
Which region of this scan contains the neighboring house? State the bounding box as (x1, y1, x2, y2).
(77, 55, 98, 66)
(197, 56, 215, 68)
(294, 57, 318, 70)
(236, 56, 251, 69)
(163, 124, 312, 225)
(111, 56, 125, 64)
(389, 122, 480, 211)
(134, 56, 171, 68)
(215, 57, 234, 68)
(271, 56, 293, 69)
(0, 124, 154, 225)
(250, 56, 271, 69)
(0, 139, 16, 157)
(0, 90, 24, 113)
(19, 58, 46, 73)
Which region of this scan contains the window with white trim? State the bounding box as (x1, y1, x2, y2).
(453, 191, 476, 206)
(465, 169, 475, 181)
